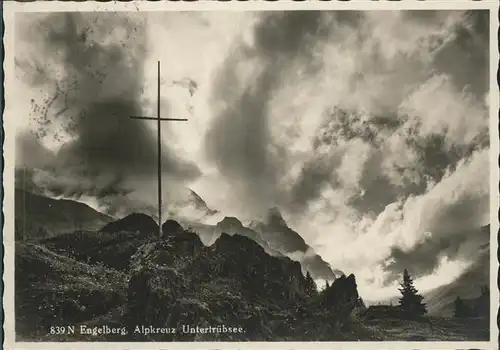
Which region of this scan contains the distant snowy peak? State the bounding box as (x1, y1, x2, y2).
(187, 189, 219, 215)
(166, 187, 220, 222)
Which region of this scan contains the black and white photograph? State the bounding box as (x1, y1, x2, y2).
(2, 2, 498, 348)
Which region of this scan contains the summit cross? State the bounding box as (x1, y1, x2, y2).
(129, 61, 188, 238)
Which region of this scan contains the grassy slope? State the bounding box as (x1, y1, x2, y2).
(41, 230, 154, 270)
(15, 242, 128, 340)
(14, 219, 491, 342)
(366, 226, 490, 316)
(425, 236, 489, 317)
(363, 316, 489, 341)
(424, 226, 490, 316)
(425, 252, 489, 316)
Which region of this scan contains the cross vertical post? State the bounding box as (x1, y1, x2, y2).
(157, 61, 162, 239)
(129, 61, 188, 238)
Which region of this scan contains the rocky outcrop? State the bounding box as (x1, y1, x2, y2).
(215, 217, 282, 257)
(17, 209, 361, 341)
(41, 214, 159, 270)
(216, 216, 244, 232)
(124, 232, 360, 341)
(101, 213, 159, 235)
(312, 274, 359, 323)
(161, 219, 184, 237)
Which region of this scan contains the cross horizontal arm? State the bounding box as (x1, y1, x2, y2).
(129, 116, 188, 121)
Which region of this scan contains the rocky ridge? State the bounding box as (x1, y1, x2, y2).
(16, 213, 361, 341)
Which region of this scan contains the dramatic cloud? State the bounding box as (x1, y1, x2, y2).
(382, 148, 489, 279)
(15, 12, 201, 206)
(14, 10, 490, 300)
(15, 131, 56, 170)
(202, 10, 490, 297)
(284, 11, 489, 297)
(204, 12, 333, 215)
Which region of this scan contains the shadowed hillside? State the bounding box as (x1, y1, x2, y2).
(41, 213, 159, 270)
(246, 208, 342, 280)
(424, 225, 490, 316)
(15, 189, 113, 241)
(15, 242, 128, 340)
(16, 213, 363, 341)
(125, 230, 360, 341)
(364, 225, 491, 317)
(15, 203, 491, 342)
(180, 212, 339, 280)
(102, 213, 158, 236)
(215, 216, 283, 256)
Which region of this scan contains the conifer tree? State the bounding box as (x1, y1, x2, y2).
(398, 269, 427, 317)
(304, 271, 317, 297)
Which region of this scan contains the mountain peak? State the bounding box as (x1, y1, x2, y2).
(217, 216, 244, 231)
(250, 208, 308, 252)
(266, 206, 286, 225)
(167, 188, 218, 219)
(101, 213, 158, 235)
(249, 207, 342, 280)
(188, 189, 211, 209)
(161, 219, 184, 237)
(15, 188, 113, 240)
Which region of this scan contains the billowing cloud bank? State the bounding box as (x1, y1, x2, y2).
(14, 10, 489, 299)
(15, 13, 201, 218)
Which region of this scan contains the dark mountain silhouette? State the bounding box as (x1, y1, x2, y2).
(250, 207, 308, 252)
(101, 213, 158, 236)
(452, 285, 489, 319)
(249, 207, 341, 280)
(304, 255, 345, 280)
(215, 216, 283, 256)
(181, 210, 341, 281)
(126, 230, 360, 341)
(15, 205, 490, 342)
(369, 225, 490, 317)
(17, 215, 362, 341)
(161, 219, 184, 237)
(15, 189, 113, 241)
(41, 214, 160, 271)
(425, 225, 490, 316)
(17, 188, 339, 282)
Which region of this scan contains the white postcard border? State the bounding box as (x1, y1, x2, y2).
(2, 1, 499, 349)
